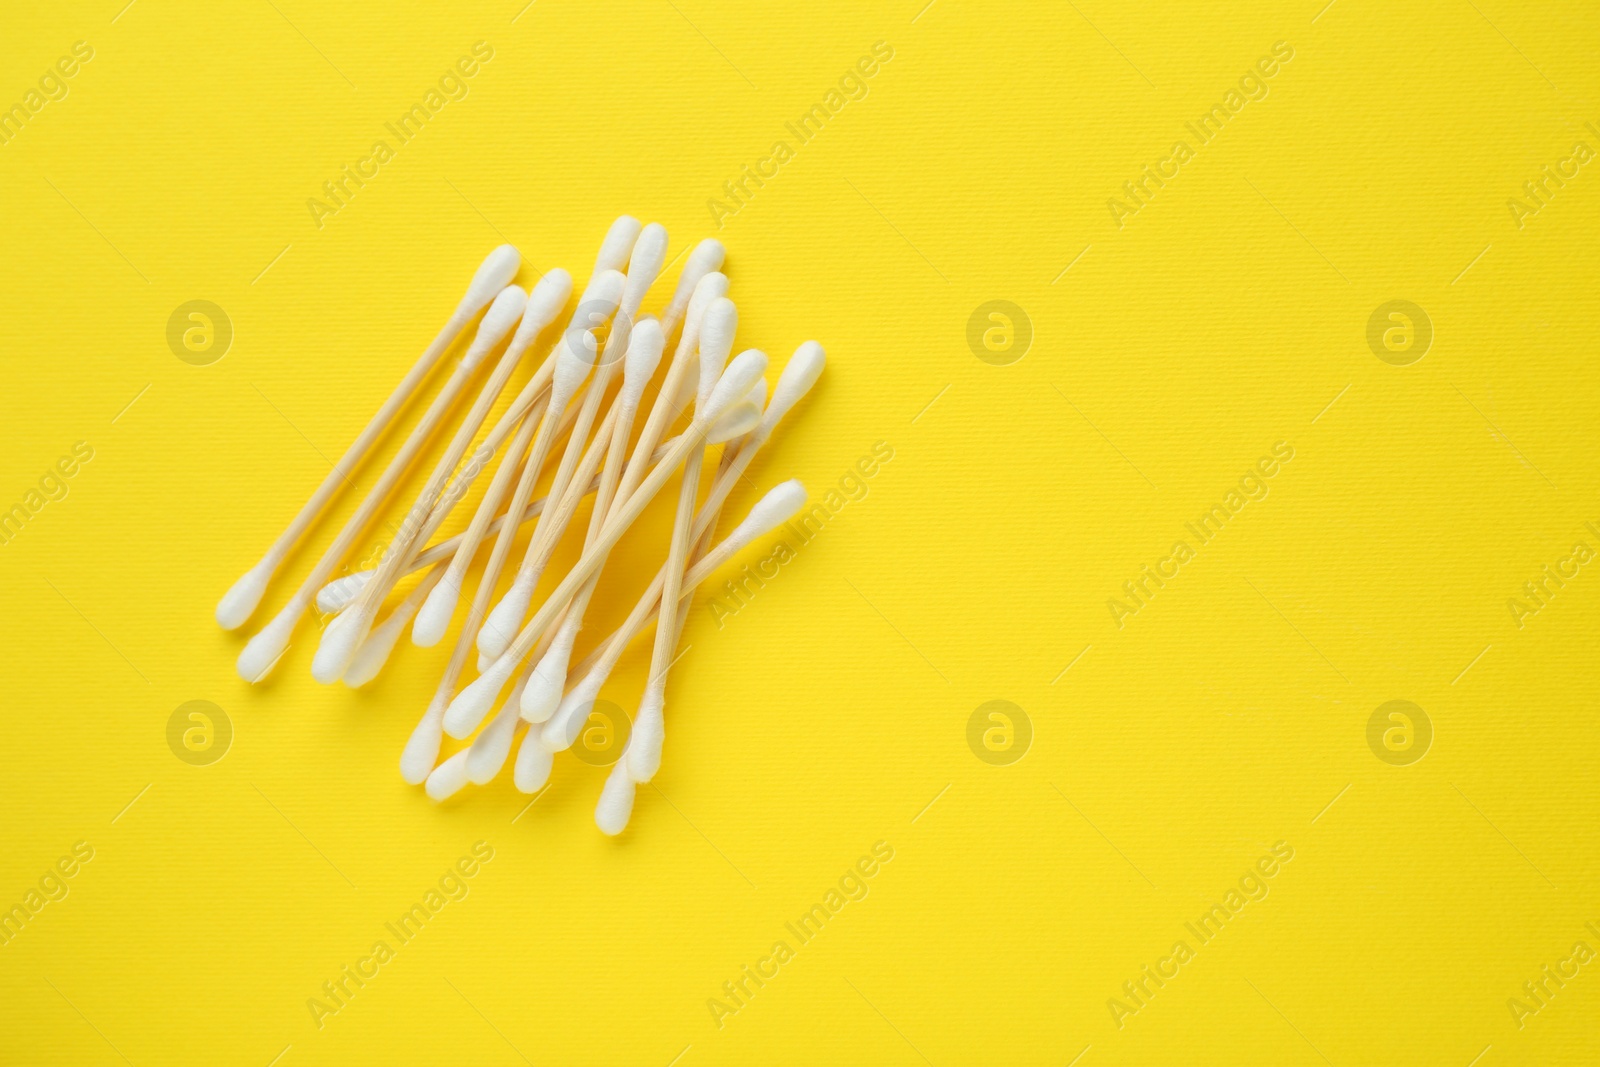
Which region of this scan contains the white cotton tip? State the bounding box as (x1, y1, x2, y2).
(553, 329, 598, 404)
(626, 687, 665, 783)
(478, 571, 536, 658)
(411, 572, 461, 647)
(682, 272, 729, 352)
(763, 341, 825, 434)
(216, 562, 271, 630)
(311, 608, 365, 684)
(512, 268, 574, 350)
(519, 666, 566, 725)
(343, 604, 413, 687)
(706, 400, 762, 444)
(444, 655, 517, 739)
(520, 622, 578, 723)
(596, 758, 637, 835)
(467, 719, 517, 785)
(622, 223, 670, 309)
(514, 727, 555, 793)
(400, 695, 447, 785)
(672, 359, 700, 415)
(552, 266, 621, 403)
(543, 672, 603, 752)
(462, 284, 529, 368)
(425, 749, 472, 802)
(460, 245, 522, 316)
(468, 685, 524, 784)
(668, 239, 726, 318)
(476, 650, 493, 673)
(744, 375, 768, 413)
(316, 570, 369, 614)
(576, 267, 627, 317)
(732, 479, 808, 545)
(595, 216, 643, 274)
(237, 609, 296, 684)
(697, 298, 738, 409)
(621, 318, 666, 405)
(703, 349, 769, 423)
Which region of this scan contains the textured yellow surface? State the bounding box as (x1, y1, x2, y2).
(2, 1, 1599, 1064)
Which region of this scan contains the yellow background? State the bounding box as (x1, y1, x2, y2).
(3, 0, 1598, 1063)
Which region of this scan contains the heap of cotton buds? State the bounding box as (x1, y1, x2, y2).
(218, 220, 823, 834)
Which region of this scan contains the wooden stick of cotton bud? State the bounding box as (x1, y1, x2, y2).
(402, 312, 666, 786)
(473, 224, 678, 660)
(472, 265, 727, 661)
(307, 268, 586, 684)
(341, 349, 707, 691)
(312, 383, 609, 617)
(515, 308, 670, 720)
(408, 218, 645, 653)
(470, 224, 669, 666)
(591, 479, 809, 834)
(440, 348, 770, 739)
(396, 316, 624, 782)
(314, 215, 646, 681)
(514, 289, 732, 726)
(217, 245, 520, 631)
(618, 298, 742, 786)
(409, 267, 627, 647)
(542, 341, 824, 751)
(234, 278, 534, 684)
(414, 239, 727, 798)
